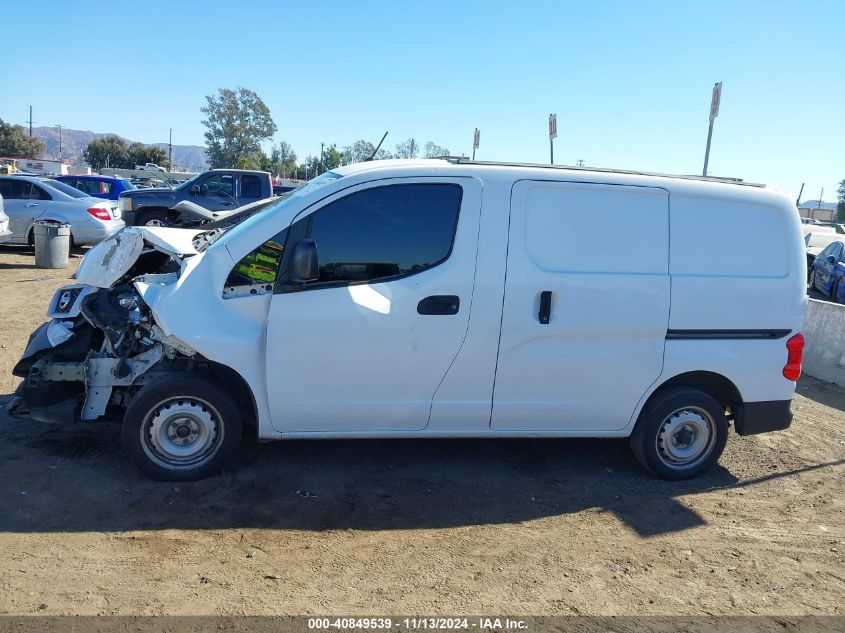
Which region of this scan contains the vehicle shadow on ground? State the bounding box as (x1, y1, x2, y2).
(797, 376, 845, 411)
(0, 410, 746, 537)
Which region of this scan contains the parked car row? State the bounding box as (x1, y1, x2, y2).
(0, 175, 124, 246)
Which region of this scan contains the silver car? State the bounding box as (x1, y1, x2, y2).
(0, 175, 124, 246)
(0, 192, 11, 243)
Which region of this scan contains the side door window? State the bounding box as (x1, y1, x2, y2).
(239, 174, 262, 201)
(284, 183, 462, 289)
(0, 179, 29, 200)
(199, 174, 234, 197)
(819, 244, 834, 263)
(194, 173, 235, 210)
(30, 184, 53, 200)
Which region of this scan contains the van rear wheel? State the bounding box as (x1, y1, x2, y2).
(630, 387, 728, 480)
(122, 374, 242, 481)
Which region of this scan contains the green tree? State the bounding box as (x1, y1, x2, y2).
(201, 87, 277, 169)
(424, 141, 450, 158)
(837, 179, 845, 223)
(83, 136, 130, 170)
(394, 138, 419, 159)
(0, 118, 45, 158)
(270, 140, 298, 177)
(341, 139, 393, 164)
(322, 144, 342, 170)
(127, 142, 169, 169)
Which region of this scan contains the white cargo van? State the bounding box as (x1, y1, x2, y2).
(9, 159, 807, 481)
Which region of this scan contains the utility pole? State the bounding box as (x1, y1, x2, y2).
(27, 106, 34, 136)
(56, 124, 63, 160)
(816, 187, 824, 220)
(796, 183, 805, 207)
(577, 159, 584, 167)
(702, 81, 722, 177)
(168, 128, 173, 169)
(320, 142, 324, 174)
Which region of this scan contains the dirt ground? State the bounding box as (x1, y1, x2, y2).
(0, 245, 843, 617)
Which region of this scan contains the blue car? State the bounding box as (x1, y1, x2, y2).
(808, 240, 845, 302)
(55, 175, 135, 201)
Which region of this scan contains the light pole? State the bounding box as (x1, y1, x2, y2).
(56, 124, 63, 160)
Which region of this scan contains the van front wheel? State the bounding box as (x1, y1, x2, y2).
(122, 374, 242, 481)
(630, 387, 728, 480)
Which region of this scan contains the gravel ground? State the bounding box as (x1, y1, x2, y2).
(0, 245, 842, 616)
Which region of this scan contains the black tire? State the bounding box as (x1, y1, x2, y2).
(135, 209, 170, 227)
(122, 373, 242, 481)
(629, 386, 728, 480)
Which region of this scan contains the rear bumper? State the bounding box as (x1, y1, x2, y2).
(734, 400, 793, 436)
(72, 220, 125, 245)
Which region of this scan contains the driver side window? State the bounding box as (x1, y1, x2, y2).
(199, 174, 234, 196)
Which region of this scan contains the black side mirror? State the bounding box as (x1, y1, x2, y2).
(827, 255, 837, 264)
(290, 240, 319, 283)
(191, 184, 201, 195)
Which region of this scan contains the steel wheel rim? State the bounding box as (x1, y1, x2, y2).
(655, 406, 717, 470)
(140, 396, 224, 471)
(144, 218, 165, 227)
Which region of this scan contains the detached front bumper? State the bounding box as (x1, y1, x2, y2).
(734, 400, 793, 436)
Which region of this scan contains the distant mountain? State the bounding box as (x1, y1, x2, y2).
(30, 126, 209, 172)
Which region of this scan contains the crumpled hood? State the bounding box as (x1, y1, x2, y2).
(75, 226, 204, 288)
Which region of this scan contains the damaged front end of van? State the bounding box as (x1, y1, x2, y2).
(8, 227, 206, 424)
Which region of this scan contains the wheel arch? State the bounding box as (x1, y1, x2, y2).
(134, 206, 173, 224)
(631, 370, 743, 434)
(204, 360, 259, 428)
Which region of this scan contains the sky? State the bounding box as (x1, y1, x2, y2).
(1, 0, 842, 202)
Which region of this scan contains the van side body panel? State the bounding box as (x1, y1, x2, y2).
(491, 181, 670, 432)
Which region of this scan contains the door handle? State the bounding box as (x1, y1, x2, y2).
(538, 290, 552, 324)
(25, 203, 39, 207)
(417, 295, 460, 315)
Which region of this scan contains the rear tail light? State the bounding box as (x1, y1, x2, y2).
(783, 333, 805, 381)
(86, 207, 111, 221)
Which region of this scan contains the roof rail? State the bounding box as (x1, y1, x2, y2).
(443, 157, 764, 187)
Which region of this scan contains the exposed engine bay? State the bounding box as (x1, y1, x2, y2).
(8, 227, 206, 424)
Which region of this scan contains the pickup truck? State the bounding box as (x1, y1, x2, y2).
(118, 169, 274, 227)
(136, 163, 166, 172)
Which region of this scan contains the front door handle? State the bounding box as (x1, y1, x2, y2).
(417, 295, 460, 315)
(25, 203, 39, 207)
(538, 290, 552, 324)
